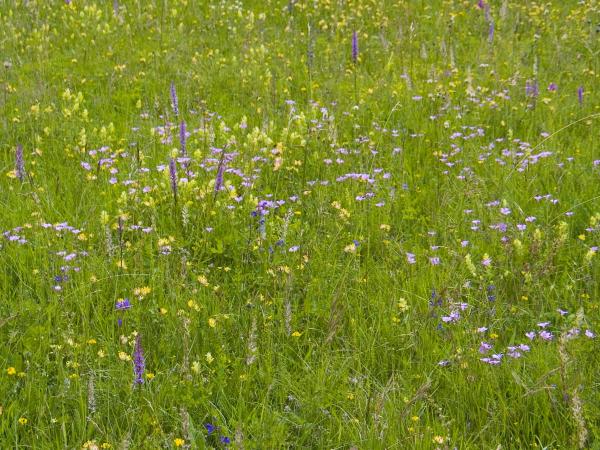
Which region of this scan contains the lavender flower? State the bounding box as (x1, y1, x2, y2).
(539, 330, 553, 341)
(179, 121, 187, 156)
(577, 86, 584, 105)
(15, 144, 25, 181)
(479, 342, 492, 353)
(133, 335, 145, 385)
(526, 79, 539, 98)
(169, 158, 178, 202)
(488, 21, 494, 44)
(115, 298, 132, 310)
(214, 158, 226, 194)
(351, 31, 358, 64)
(170, 81, 179, 117)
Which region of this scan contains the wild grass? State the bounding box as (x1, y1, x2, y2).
(1, 0, 600, 448)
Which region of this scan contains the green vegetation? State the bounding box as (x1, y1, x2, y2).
(1, 0, 600, 448)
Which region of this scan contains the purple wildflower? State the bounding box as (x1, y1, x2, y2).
(406, 252, 416, 264)
(507, 348, 522, 358)
(441, 310, 460, 323)
(526, 79, 539, 99)
(585, 329, 595, 338)
(179, 121, 187, 156)
(170, 81, 179, 117)
(214, 159, 226, 194)
(205, 423, 217, 435)
(133, 335, 145, 385)
(15, 144, 25, 181)
(169, 158, 178, 202)
(116, 298, 132, 310)
(539, 330, 553, 341)
(548, 83, 557, 92)
(577, 86, 584, 105)
(477, 0, 485, 8)
(479, 342, 492, 354)
(481, 354, 502, 365)
(351, 31, 359, 64)
(220, 436, 231, 445)
(488, 21, 494, 44)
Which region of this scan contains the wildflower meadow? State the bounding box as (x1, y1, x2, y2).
(1, 0, 600, 448)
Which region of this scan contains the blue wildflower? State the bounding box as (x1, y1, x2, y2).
(116, 298, 132, 310)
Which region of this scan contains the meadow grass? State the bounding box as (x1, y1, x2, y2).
(1, 0, 600, 448)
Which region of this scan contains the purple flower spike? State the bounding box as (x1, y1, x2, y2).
(170, 81, 179, 117)
(15, 144, 25, 181)
(214, 157, 226, 194)
(577, 86, 584, 105)
(526, 80, 539, 99)
(179, 121, 187, 156)
(351, 31, 359, 64)
(133, 335, 145, 385)
(169, 158, 178, 202)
